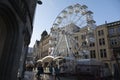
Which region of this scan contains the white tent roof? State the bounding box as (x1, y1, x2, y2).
(41, 56, 54, 62)
(37, 59, 42, 63)
(53, 56, 64, 60)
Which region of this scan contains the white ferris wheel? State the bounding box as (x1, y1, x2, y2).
(49, 3, 96, 59)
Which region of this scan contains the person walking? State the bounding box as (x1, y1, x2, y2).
(23, 64, 34, 80)
(36, 63, 44, 80)
(54, 64, 60, 80)
(49, 64, 56, 80)
(49, 63, 60, 80)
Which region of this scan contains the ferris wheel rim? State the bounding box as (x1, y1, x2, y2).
(52, 3, 95, 30)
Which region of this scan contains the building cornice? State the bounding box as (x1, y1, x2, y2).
(97, 20, 120, 28)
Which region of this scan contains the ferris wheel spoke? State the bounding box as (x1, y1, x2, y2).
(67, 13, 72, 24)
(73, 14, 84, 25)
(71, 12, 78, 23)
(78, 20, 87, 27)
(61, 18, 67, 27)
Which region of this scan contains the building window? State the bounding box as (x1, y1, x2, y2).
(76, 43, 79, 48)
(108, 28, 115, 35)
(104, 63, 109, 68)
(98, 30, 104, 36)
(100, 49, 107, 58)
(90, 42, 95, 47)
(110, 38, 118, 46)
(90, 50, 96, 58)
(81, 35, 86, 40)
(82, 41, 87, 46)
(99, 38, 105, 45)
(117, 26, 120, 33)
(75, 36, 78, 41)
(98, 31, 100, 36)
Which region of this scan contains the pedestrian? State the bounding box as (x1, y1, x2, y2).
(54, 64, 60, 80)
(36, 63, 44, 80)
(49, 64, 56, 80)
(49, 63, 60, 80)
(23, 64, 34, 80)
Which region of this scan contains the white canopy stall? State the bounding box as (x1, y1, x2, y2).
(37, 56, 54, 63)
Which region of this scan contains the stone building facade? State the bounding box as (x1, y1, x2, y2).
(36, 30, 51, 59)
(33, 40, 40, 60)
(73, 20, 120, 73)
(0, 0, 38, 80)
(40, 31, 51, 59)
(93, 21, 120, 73)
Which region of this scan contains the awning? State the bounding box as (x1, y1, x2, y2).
(53, 56, 64, 61)
(41, 56, 54, 62)
(37, 59, 42, 63)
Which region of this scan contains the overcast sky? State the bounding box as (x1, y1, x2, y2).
(29, 0, 120, 47)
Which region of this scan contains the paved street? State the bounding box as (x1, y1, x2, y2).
(41, 76, 76, 80)
(31, 68, 77, 80)
(23, 70, 114, 80)
(34, 73, 77, 80)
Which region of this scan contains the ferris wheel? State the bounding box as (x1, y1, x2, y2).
(49, 3, 96, 59)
